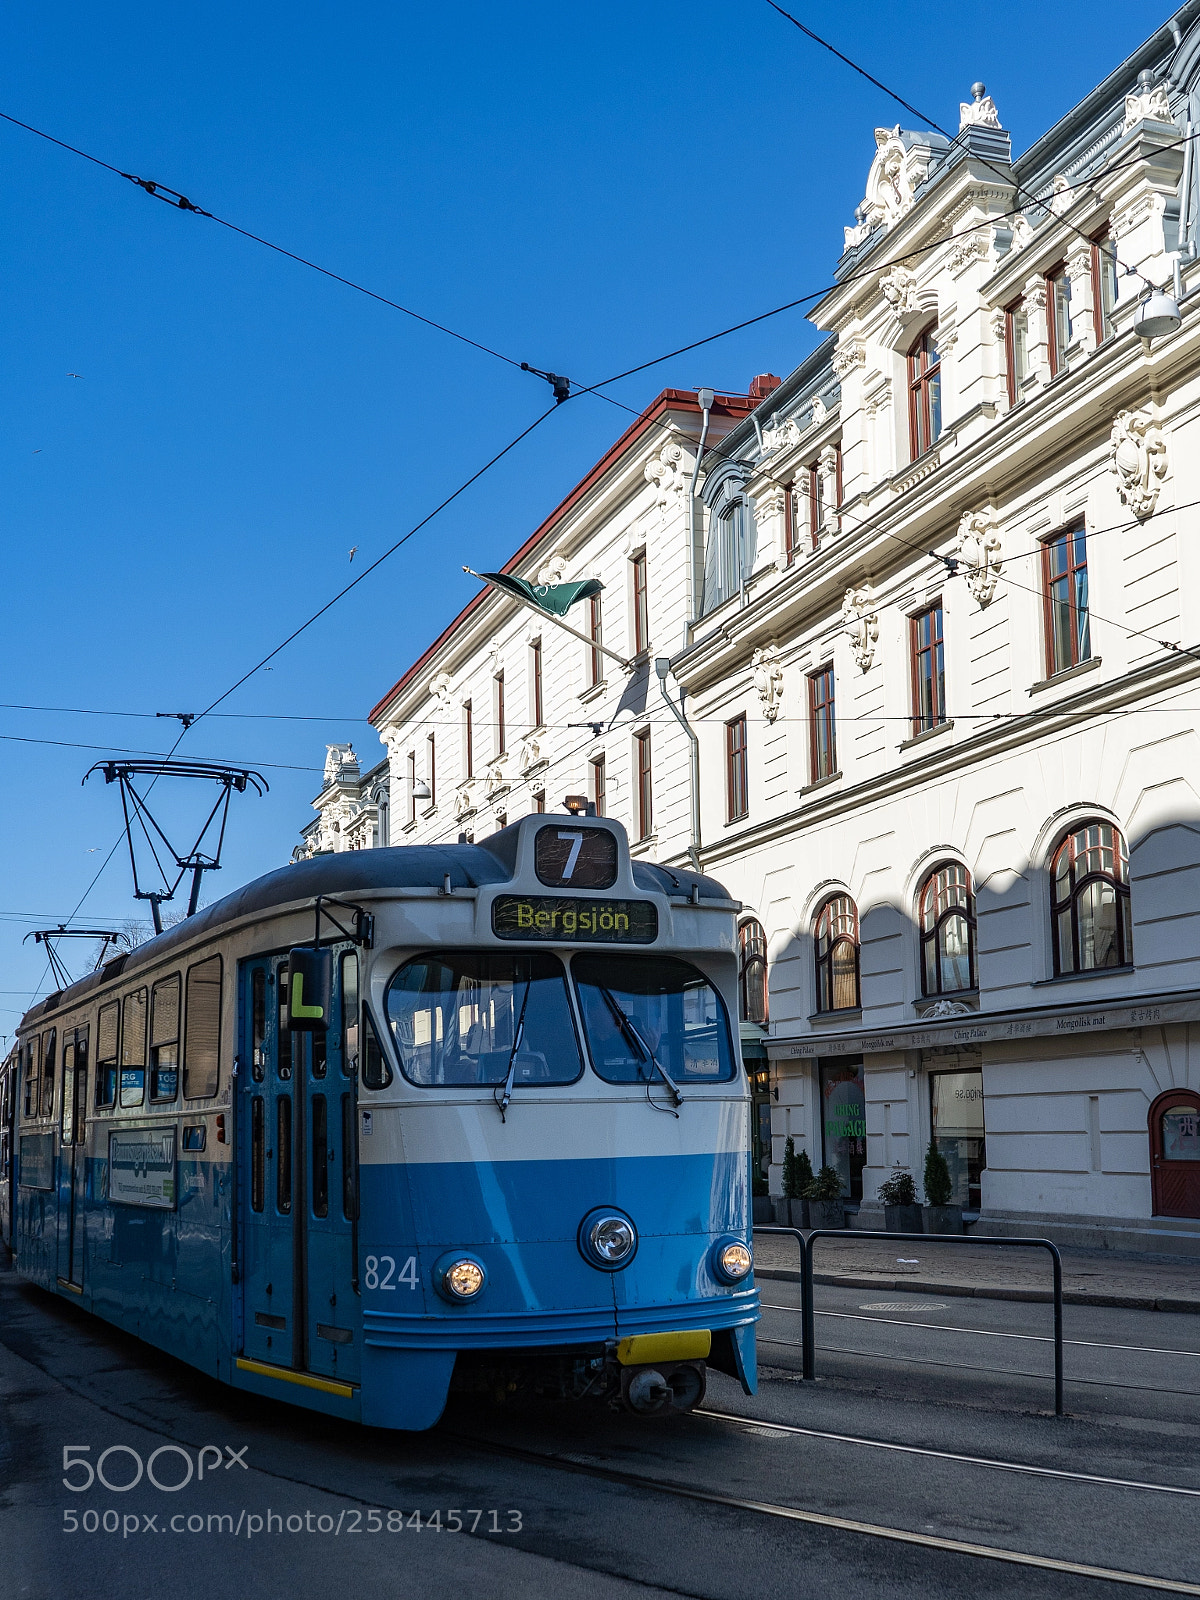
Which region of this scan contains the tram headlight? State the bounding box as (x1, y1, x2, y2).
(435, 1254, 487, 1302)
(711, 1238, 753, 1285)
(578, 1207, 638, 1271)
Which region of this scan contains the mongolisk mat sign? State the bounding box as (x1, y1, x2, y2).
(108, 1126, 177, 1208)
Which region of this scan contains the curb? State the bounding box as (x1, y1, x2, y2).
(754, 1265, 1200, 1315)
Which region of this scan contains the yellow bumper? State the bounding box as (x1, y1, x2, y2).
(616, 1329, 711, 1366)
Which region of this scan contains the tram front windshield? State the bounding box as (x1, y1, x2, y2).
(386, 952, 582, 1086)
(573, 954, 735, 1085)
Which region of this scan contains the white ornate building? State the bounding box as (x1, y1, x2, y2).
(302, 9, 1200, 1251)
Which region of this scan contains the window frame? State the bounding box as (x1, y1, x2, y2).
(1091, 232, 1117, 345)
(493, 670, 506, 757)
(738, 918, 769, 1025)
(725, 714, 748, 823)
(783, 481, 798, 565)
(814, 894, 861, 1014)
(909, 602, 946, 736)
(807, 461, 823, 552)
(425, 732, 436, 809)
(808, 663, 836, 782)
(635, 729, 653, 840)
(918, 862, 978, 997)
(22, 1032, 41, 1120)
(406, 749, 417, 826)
(1050, 820, 1133, 976)
(1041, 523, 1091, 678)
(590, 753, 606, 817)
(631, 551, 649, 656)
(586, 594, 603, 688)
(119, 991, 147, 1108)
(529, 640, 544, 728)
(183, 955, 223, 1101)
(96, 1001, 119, 1107)
(149, 973, 182, 1103)
(1046, 262, 1071, 377)
(1004, 296, 1029, 406)
(462, 699, 473, 780)
(907, 325, 942, 460)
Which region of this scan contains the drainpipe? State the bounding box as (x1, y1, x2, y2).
(687, 388, 715, 633)
(655, 657, 701, 872)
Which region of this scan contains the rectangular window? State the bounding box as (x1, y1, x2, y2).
(40, 1029, 56, 1119)
(784, 482, 797, 564)
(22, 1033, 41, 1119)
(1047, 265, 1072, 376)
(1091, 232, 1117, 344)
(1042, 525, 1090, 676)
(120, 993, 146, 1108)
(341, 1092, 357, 1221)
(908, 328, 942, 460)
(406, 750, 417, 825)
(96, 1002, 118, 1107)
(590, 753, 606, 818)
(808, 664, 836, 781)
(150, 974, 180, 1101)
(726, 715, 748, 822)
(311, 1093, 328, 1219)
(533, 790, 545, 813)
(495, 811, 507, 832)
(463, 699, 473, 779)
(251, 1096, 265, 1213)
(819, 1056, 866, 1203)
(586, 595, 603, 688)
(183, 956, 222, 1100)
(529, 640, 544, 727)
(910, 603, 946, 736)
(808, 463, 823, 552)
(494, 671, 506, 756)
(930, 1068, 986, 1210)
(276, 1095, 292, 1214)
(1005, 298, 1029, 405)
(631, 552, 649, 655)
(425, 732, 436, 808)
(340, 952, 359, 1077)
(277, 960, 292, 1081)
(635, 730, 653, 840)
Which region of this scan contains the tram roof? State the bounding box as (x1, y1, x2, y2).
(18, 832, 734, 1030)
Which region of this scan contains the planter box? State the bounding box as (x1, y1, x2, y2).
(923, 1204, 964, 1235)
(752, 1196, 774, 1224)
(884, 1204, 923, 1234)
(786, 1197, 809, 1229)
(771, 1198, 790, 1225)
(808, 1198, 846, 1230)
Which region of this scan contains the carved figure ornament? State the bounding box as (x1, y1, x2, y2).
(751, 645, 784, 723)
(841, 586, 879, 673)
(955, 510, 1003, 608)
(1124, 70, 1174, 133)
(1109, 409, 1167, 518)
(958, 82, 1000, 132)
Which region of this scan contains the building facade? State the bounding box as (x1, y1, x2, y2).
(301, 9, 1200, 1251)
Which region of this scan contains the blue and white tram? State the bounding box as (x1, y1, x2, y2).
(9, 813, 758, 1429)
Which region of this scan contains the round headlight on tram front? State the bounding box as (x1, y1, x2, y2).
(434, 1253, 487, 1302)
(578, 1207, 638, 1271)
(711, 1238, 753, 1285)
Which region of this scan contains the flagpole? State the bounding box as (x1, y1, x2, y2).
(462, 568, 634, 672)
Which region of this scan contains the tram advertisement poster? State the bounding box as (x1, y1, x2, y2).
(108, 1126, 177, 1208)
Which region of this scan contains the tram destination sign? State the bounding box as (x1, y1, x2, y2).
(492, 894, 658, 944)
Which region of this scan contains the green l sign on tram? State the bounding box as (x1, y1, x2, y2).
(286, 946, 332, 1032)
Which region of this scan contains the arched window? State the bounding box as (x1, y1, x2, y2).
(919, 864, 976, 996)
(907, 325, 942, 460)
(739, 919, 768, 1025)
(814, 895, 859, 1013)
(1050, 820, 1132, 974)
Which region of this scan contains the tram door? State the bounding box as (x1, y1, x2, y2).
(239, 956, 360, 1383)
(56, 1027, 88, 1289)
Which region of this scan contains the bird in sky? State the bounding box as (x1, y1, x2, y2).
(349, 546, 358, 563)
(32, 449, 41, 454)
(67, 372, 83, 379)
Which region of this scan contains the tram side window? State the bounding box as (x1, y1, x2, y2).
(251, 968, 267, 1082)
(312, 1094, 329, 1217)
(183, 956, 222, 1100)
(40, 1029, 57, 1118)
(96, 1003, 119, 1107)
(341, 953, 359, 1077)
(250, 1096, 265, 1213)
(22, 1034, 41, 1120)
(150, 975, 181, 1102)
(60, 1038, 77, 1144)
(120, 992, 148, 1108)
(341, 1092, 357, 1220)
(276, 962, 292, 1081)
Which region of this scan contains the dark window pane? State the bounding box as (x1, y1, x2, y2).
(276, 1095, 292, 1214)
(311, 1094, 328, 1218)
(251, 1096, 265, 1213)
(341, 1093, 357, 1220)
(341, 953, 359, 1076)
(574, 954, 736, 1085)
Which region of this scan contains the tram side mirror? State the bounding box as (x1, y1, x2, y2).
(286, 947, 332, 1033)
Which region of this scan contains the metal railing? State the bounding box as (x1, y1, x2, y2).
(753, 1226, 1065, 1416)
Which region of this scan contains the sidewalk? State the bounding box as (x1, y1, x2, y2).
(752, 1229, 1200, 1314)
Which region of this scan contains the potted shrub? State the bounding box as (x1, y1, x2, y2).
(878, 1167, 923, 1234)
(782, 1136, 809, 1228)
(806, 1164, 846, 1230)
(922, 1145, 964, 1234)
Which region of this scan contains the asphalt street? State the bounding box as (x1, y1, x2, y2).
(2, 1256, 1198, 1600)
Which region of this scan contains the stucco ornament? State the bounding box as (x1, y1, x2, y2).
(810, 394, 828, 426)
(879, 264, 919, 315)
(644, 442, 686, 507)
(751, 645, 784, 723)
(518, 734, 542, 774)
(429, 671, 453, 710)
(1049, 174, 1074, 217)
(925, 998, 973, 1019)
(832, 339, 866, 378)
(1109, 409, 1167, 518)
(762, 417, 801, 454)
(1124, 70, 1174, 133)
(483, 760, 508, 800)
(955, 510, 1003, 607)
(845, 128, 929, 247)
(842, 586, 879, 672)
(534, 554, 567, 587)
(1009, 214, 1034, 253)
(959, 82, 1000, 132)
(323, 743, 358, 784)
(453, 786, 475, 820)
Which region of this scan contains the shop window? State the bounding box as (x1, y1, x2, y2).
(919, 863, 976, 995)
(739, 918, 768, 1025)
(819, 1058, 865, 1203)
(1050, 820, 1132, 975)
(814, 895, 859, 1013)
(929, 1068, 986, 1210)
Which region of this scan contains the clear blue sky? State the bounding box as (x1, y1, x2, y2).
(0, 0, 1164, 1029)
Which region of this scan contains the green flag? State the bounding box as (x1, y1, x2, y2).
(480, 571, 604, 617)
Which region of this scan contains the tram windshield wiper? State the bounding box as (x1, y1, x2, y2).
(495, 971, 533, 1122)
(597, 986, 683, 1112)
